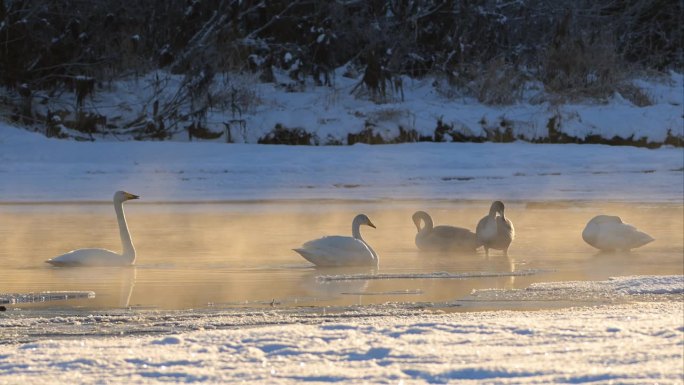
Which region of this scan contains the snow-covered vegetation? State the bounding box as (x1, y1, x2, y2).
(1, 1, 682, 146)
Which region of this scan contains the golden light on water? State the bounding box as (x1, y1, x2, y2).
(0, 200, 682, 310)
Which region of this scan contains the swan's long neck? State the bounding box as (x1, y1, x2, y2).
(413, 212, 433, 232)
(115, 200, 136, 263)
(351, 216, 379, 266)
(421, 214, 433, 231)
(489, 207, 498, 219)
(352, 217, 364, 240)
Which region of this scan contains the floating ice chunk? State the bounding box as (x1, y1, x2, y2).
(609, 275, 684, 295)
(469, 275, 683, 302)
(0, 291, 95, 304)
(318, 269, 544, 282)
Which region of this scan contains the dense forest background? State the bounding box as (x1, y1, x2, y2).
(0, 0, 681, 142)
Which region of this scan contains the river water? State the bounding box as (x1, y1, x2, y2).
(0, 200, 681, 310)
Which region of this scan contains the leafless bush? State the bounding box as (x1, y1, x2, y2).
(542, 9, 623, 100)
(475, 58, 527, 105)
(616, 84, 653, 107)
(211, 73, 260, 118)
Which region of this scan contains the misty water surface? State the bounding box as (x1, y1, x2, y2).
(0, 200, 681, 310)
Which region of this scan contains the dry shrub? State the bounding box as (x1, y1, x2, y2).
(543, 12, 624, 100)
(211, 73, 260, 118)
(347, 127, 385, 145)
(370, 108, 406, 122)
(433, 77, 463, 100)
(258, 124, 314, 145)
(64, 112, 107, 137)
(214, 42, 259, 74)
(475, 58, 527, 105)
(616, 84, 653, 107)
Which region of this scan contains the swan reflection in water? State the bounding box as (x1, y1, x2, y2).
(296, 265, 373, 305)
(47, 266, 137, 308)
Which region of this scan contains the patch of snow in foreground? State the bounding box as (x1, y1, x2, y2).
(470, 275, 684, 302)
(0, 301, 681, 384)
(1, 276, 682, 384)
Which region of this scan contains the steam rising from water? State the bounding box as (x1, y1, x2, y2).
(0, 200, 681, 309)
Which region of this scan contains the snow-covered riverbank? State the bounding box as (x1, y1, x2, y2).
(11, 68, 684, 147)
(1, 122, 682, 203)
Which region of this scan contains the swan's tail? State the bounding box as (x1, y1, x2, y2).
(630, 231, 655, 249)
(293, 248, 317, 264)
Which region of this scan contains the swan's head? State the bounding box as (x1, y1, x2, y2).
(489, 200, 505, 216)
(355, 214, 376, 229)
(114, 190, 140, 203)
(412, 211, 430, 231)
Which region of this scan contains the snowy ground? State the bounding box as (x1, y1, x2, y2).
(1, 276, 682, 384)
(0, 122, 682, 202)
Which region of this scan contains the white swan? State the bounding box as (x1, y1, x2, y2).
(294, 214, 379, 267)
(412, 211, 480, 252)
(46, 191, 140, 266)
(582, 215, 654, 251)
(476, 201, 515, 257)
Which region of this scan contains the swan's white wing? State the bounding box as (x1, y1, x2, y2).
(431, 225, 475, 239)
(599, 222, 654, 250)
(626, 229, 655, 249)
(582, 221, 601, 248)
(498, 217, 515, 240)
(295, 236, 376, 266)
(418, 226, 480, 251)
(46, 248, 130, 266)
(476, 216, 497, 242)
